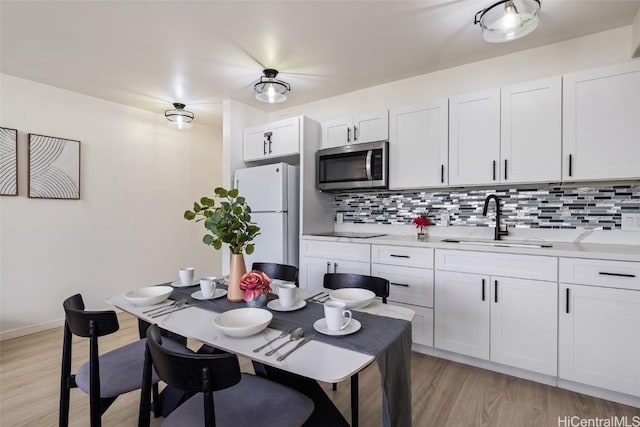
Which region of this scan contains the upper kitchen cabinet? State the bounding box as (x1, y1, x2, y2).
(449, 89, 501, 186)
(389, 100, 448, 189)
(501, 77, 562, 183)
(322, 111, 389, 148)
(244, 116, 300, 162)
(563, 61, 640, 181)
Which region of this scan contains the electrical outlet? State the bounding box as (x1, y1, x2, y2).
(621, 213, 640, 231)
(336, 212, 344, 224)
(440, 212, 450, 227)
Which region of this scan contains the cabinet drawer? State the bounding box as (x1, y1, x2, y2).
(389, 301, 433, 347)
(301, 240, 370, 263)
(371, 244, 433, 268)
(371, 263, 433, 307)
(435, 249, 557, 282)
(559, 258, 640, 290)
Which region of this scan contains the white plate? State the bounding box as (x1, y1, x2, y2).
(329, 288, 376, 309)
(267, 299, 306, 312)
(191, 289, 227, 300)
(313, 318, 362, 336)
(124, 286, 173, 306)
(214, 308, 273, 337)
(170, 279, 198, 288)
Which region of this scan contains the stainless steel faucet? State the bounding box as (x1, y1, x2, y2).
(482, 194, 509, 241)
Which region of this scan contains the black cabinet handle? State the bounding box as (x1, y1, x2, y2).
(326, 262, 331, 274)
(268, 138, 272, 154)
(492, 160, 496, 181)
(333, 262, 338, 273)
(263, 140, 267, 155)
(390, 254, 410, 258)
(599, 272, 636, 278)
(390, 282, 409, 287)
(566, 288, 570, 314)
(504, 159, 508, 180)
(440, 164, 445, 183)
(347, 127, 351, 142)
(568, 154, 573, 177)
(353, 125, 358, 141)
(494, 280, 498, 303)
(481, 279, 485, 301)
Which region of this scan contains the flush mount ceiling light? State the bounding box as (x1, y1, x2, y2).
(254, 69, 291, 104)
(474, 0, 541, 43)
(164, 103, 194, 129)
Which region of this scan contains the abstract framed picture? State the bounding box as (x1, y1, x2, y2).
(28, 134, 80, 199)
(0, 127, 18, 196)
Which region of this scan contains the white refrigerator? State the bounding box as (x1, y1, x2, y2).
(234, 163, 299, 269)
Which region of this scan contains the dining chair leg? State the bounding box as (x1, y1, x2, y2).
(59, 322, 73, 427)
(351, 373, 359, 427)
(332, 382, 337, 391)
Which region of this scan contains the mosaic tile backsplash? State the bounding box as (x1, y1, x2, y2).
(334, 185, 640, 230)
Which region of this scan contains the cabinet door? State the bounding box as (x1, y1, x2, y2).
(390, 301, 434, 347)
(389, 101, 448, 189)
(332, 259, 370, 276)
(559, 284, 640, 396)
(434, 271, 490, 359)
(353, 111, 389, 144)
(299, 256, 332, 290)
(490, 278, 557, 376)
(244, 126, 269, 161)
(449, 89, 501, 185)
(322, 118, 352, 148)
(269, 117, 299, 158)
(563, 61, 640, 181)
(501, 77, 562, 183)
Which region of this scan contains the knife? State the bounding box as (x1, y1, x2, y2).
(150, 304, 191, 318)
(276, 334, 315, 361)
(305, 291, 325, 302)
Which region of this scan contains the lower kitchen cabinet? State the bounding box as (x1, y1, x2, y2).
(299, 240, 370, 289)
(389, 301, 434, 347)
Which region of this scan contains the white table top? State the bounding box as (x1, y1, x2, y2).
(108, 288, 414, 384)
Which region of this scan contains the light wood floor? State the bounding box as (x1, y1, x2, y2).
(1, 313, 638, 426)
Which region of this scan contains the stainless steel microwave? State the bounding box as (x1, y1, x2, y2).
(316, 140, 388, 191)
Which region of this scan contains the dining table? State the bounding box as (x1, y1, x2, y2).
(108, 282, 415, 427)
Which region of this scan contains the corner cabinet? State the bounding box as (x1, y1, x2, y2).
(298, 240, 370, 290)
(562, 61, 640, 181)
(244, 117, 300, 162)
(559, 258, 640, 397)
(389, 100, 448, 189)
(321, 111, 388, 148)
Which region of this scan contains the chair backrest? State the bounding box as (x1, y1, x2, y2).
(146, 324, 241, 394)
(251, 262, 299, 287)
(63, 294, 119, 338)
(323, 273, 390, 303)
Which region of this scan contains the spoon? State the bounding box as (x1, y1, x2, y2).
(265, 328, 304, 356)
(253, 328, 292, 353)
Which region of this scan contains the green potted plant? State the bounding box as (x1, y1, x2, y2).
(184, 187, 260, 301)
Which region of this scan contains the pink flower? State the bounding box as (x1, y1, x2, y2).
(239, 270, 273, 301)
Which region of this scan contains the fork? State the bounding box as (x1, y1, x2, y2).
(142, 300, 178, 314)
(253, 329, 292, 353)
(148, 300, 188, 318)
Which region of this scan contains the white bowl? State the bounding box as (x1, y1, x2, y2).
(124, 286, 173, 306)
(329, 288, 376, 309)
(214, 308, 273, 337)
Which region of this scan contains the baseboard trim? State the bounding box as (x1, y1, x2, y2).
(0, 318, 65, 341)
(557, 379, 640, 408)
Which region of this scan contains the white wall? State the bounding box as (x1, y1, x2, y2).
(0, 74, 222, 340)
(269, 27, 634, 123)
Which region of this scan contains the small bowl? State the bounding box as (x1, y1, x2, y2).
(214, 308, 273, 337)
(329, 288, 376, 309)
(124, 286, 173, 306)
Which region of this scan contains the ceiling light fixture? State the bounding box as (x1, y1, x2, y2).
(164, 103, 194, 129)
(474, 0, 541, 43)
(254, 69, 290, 104)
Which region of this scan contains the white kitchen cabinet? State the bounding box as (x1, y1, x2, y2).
(559, 258, 640, 397)
(299, 240, 370, 289)
(562, 61, 640, 181)
(244, 117, 299, 162)
(389, 100, 448, 189)
(449, 89, 501, 186)
(501, 77, 562, 183)
(389, 301, 434, 347)
(435, 250, 558, 375)
(322, 111, 388, 148)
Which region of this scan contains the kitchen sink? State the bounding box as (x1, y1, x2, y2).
(440, 238, 552, 248)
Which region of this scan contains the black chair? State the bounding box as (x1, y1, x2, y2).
(323, 272, 390, 303)
(139, 324, 314, 427)
(251, 262, 299, 287)
(59, 294, 181, 427)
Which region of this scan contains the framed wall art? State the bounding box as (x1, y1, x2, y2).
(28, 134, 80, 199)
(0, 127, 18, 196)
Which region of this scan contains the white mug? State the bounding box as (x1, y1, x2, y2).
(179, 267, 195, 287)
(277, 283, 297, 308)
(200, 276, 217, 298)
(324, 301, 352, 331)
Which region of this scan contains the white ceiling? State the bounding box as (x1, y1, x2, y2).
(2, 1, 639, 127)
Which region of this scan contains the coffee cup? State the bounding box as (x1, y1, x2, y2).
(277, 283, 297, 308)
(179, 267, 195, 287)
(324, 301, 352, 331)
(200, 276, 217, 298)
